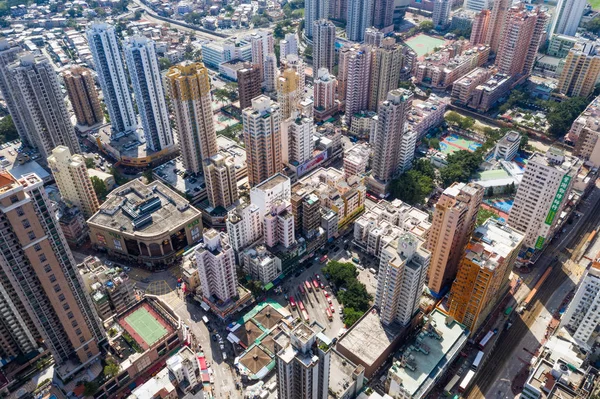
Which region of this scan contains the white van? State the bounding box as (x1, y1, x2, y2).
(222, 352, 227, 360)
(202, 316, 209, 324)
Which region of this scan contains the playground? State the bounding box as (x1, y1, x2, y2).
(214, 112, 240, 132)
(120, 304, 170, 349)
(405, 34, 446, 57)
(438, 133, 483, 155)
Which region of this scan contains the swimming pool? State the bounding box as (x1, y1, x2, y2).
(486, 198, 514, 214)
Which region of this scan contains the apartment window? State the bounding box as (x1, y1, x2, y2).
(58, 294, 65, 301)
(34, 243, 41, 252)
(63, 303, 70, 311)
(49, 274, 56, 283)
(16, 207, 24, 216)
(75, 328, 82, 336)
(79, 336, 85, 343)
(9, 195, 18, 204)
(39, 254, 46, 262)
(28, 231, 36, 241)
(113, 239, 123, 251)
(44, 264, 52, 273)
(22, 219, 30, 229)
(71, 320, 78, 328)
(83, 344, 89, 351)
(87, 352, 93, 359)
(67, 311, 74, 319)
(53, 284, 61, 293)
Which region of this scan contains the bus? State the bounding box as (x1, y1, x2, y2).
(444, 375, 461, 396)
(299, 284, 305, 295)
(305, 280, 313, 292)
(458, 370, 475, 393)
(313, 279, 320, 291)
(471, 351, 484, 371)
(479, 330, 495, 349)
(326, 307, 333, 321)
(298, 300, 305, 311)
(301, 309, 310, 321)
(289, 297, 296, 308)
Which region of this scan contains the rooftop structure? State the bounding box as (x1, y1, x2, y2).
(406, 95, 447, 140)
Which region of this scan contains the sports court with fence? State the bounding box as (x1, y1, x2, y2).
(119, 302, 174, 350)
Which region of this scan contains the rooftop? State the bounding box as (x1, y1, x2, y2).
(87, 178, 200, 235)
(329, 350, 364, 399)
(255, 173, 290, 191)
(525, 358, 584, 399)
(387, 310, 469, 397)
(129, 367, 175, 399)
(467, 219, 525, 270)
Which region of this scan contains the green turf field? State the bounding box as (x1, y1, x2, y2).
(125, 308, 167, 346)
(405, 34, 446, 57)
(590, 0, 600, 10)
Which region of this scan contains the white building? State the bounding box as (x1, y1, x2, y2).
(124, 36, 173, 152)
(313, 68, 337, 118)
(560, 262, 600, 349)
(347, 0, 374, 42)
(433, 0, 452, 29)
(281, 33, 298, 62)
(313, 19, 336, 73)
(166, 346, 199, 391)
(195, 229, 238, 302)
(242, 244, 282, 285)
(493, 130, 520, 161)
(551, 0, 586, 36)
(508, 148, 581, 254)
(304, 0, 329, 38)
(47, 146, 99, 218)
(204, 152, 239, 209)
(226, 202, 263, 252)
(87, 22, 137, 134)
(250, 173, 292, 216)
(251, 30, 274, 82)
(343, 143, 371, 178)
(282, 113, 315, 165)
(264, 53, 279, 93)
(376, 232, 431, 326)
(264, 201, 296, 249)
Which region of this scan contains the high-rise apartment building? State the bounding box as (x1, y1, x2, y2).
(313, 20, 336, 73)
(9, 53, 80, 159)
(369, 38, 403, 111)
(432, 0, 452, 29)
(0, 40, 30, 146)
(364, 27, 384, 47)
(278, 68, 301, 119)
(496, 5, 548, 77)
(508, 149, 581, 254)
(124, 36, 173, 152)
(0, 172, 105, 378)
(470, 10, 490, 46)
(372, 0, 394, 31)
(204, 152, 239, 209)
(62, 66, 103, 127)
(557, 40, 600, 98)
(283, 54, 306, 96)
(264, 53, 279, 93)
(447, 219, 524, 332)
(165, 62, 218, 174)
(195, 229, 237, 302)
(551, 0, 586, 36)
(464, 0, 489, 12)
(251, 30, 274, 81)
(347, 0, 374, 42)
(485, 0, 511, 53)
(314, 68, 338, 120)
(47, 146, 100, 218)
(87, 22, 137, 135)
(371, 89, 413, 184)
(242, 96, 282, 186)
(305, 0, 329, 38)
(238, 63, 262, 110)
(250, 173, 292, 216)
(281, 33, 299, 61)
(560, 261, 600, 349)
(375, 232, 431, 326)
(275, 323, 331, 399)
(226, 202, 263, 252)
(329, 0, 347, 21)
(282, 113, 314, 165)
(426, 182, 484, 297)
(344, 46, 372, 119)
(264, 200, 296, 248)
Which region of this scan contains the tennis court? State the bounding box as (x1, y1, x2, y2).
(405, 34, 446, 57)
(125, 307, 168, 347)
(439, 134, 482, 154)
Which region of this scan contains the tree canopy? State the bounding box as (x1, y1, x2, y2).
(91, 176, 108, 199)
(322, 261, 371, 327)
(0, 115, 18, 145)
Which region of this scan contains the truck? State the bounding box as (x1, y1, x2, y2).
(458, 370, 475, 393)
(471, 351, 484, 371)
(478, 330, 495, 349)
(202, 316, 209, 324)
(444, 375, 461, 396)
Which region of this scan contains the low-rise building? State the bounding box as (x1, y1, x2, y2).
(493, 131, 521, 161)
(58, 204, 89, 247)
(452, 68, 511, 112)
(344, 144, 371, 179)
(350, 111, 378, 142)
(406, 96, 447, 140)
(242, 244, 282, 285)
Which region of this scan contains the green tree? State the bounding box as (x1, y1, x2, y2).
(322, 261, 357, 287)
(519, 134, 529, 151)
(85, 157, 95, 169)
(342, 307, 364, 328)
(585, 16, 600, 34)
(543, 96, 590, 138)
(476, 207, 499, 227)
(274, 23, 285, 39)
(247, 280, 264, 297)
(142, 169, 154, 183)
(429, 138, 440, 150)
(337, 280, 372, 312)
(414, 158, 435, 179)
(104, 360, 120, 378)
(419, 20, 434, 31)
(158, 57, 172, 70)
(389, 170, 434, 205)
(83, 381, 99, 396)
(0, 115, 19, 144)
(445, 111, 463, 127)
(291, 9, 304, 18)
(134, 9, 143, 20)
(91, 176, 108, 199)
(304, 45, 313, 59)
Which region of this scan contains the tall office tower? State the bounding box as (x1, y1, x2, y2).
(551, 0, 586, 36)
(371, 89, 413, 184)
(305, 0, 329, 38)
(86, 22, 137, 135)
(426, 182, 484, 297)
(560, 261, 600, 349)
(281, 33, 299, 62)
(264, 53, 279, 93)
(251, 30, 274, 81)
(347, 0, 374, 42)
(313, 20, 336, 73)
(375, 232, 431, 326)
(47, 146, 100, 218)
(470, 10, 490, 46)
(329, 0, 347, 21)
(242, 96, 282, 186)
(62, 66, 103, 127)
(195, 229, 237, 302)
(557, 40, 600, 98)
(264, 200, 296, 248)
(204, 152, 239, 209)
(496, 6, 548, 76)
(278, 68, 301, 119)
(344, 46, 372, 118)
(9, 53, 80, 159)
(364, 27, 384, 47)
(166, 62, 218, 174)
(508, 149, 581, 254)
(238, 63, 262, 110)
(372, 0, 394, 31)
(432, 0, 452, 29)
(0, 172, 105, 377)
(0, 40, 30, 146)
(124, 36, 173, 152)
(275, 323, 331, 399)
(282, 113, 314, 165)
(447, 219, 524, 332)
(485, 0, 511, 53)
(226, 202, 263, 252)
(313, 68, 337, 117)
(368, 38, 402, 111)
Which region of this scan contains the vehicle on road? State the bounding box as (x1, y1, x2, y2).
(444, 374, 461, 396)
(326, 307, 333, 321)
(319, 255, 328, 263)
(478, 330, 495, 349)
(299, 284, 305, 295)
(471, 351, 484, 371)
(313, 279, 320, 291)
(352, 257, 360, 264)
(458, 370, 475, 393)
(202, 316, 209, 324)
(289, 296, 296, 308)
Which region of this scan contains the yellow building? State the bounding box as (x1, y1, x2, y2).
(558, 40, 600, 98)
(277, 68, 300, 119)
(446, 219, 524, 333)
